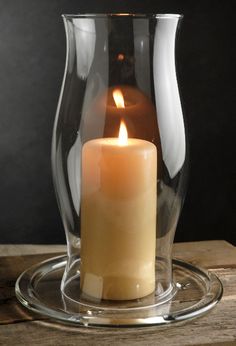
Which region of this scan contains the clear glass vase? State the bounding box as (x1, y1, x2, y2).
(15, 13, 223, 327)
(52, 13, 186, 307)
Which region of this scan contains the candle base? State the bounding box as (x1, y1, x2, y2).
(80, 275, 155, 301)
(15, 255, 222, 327)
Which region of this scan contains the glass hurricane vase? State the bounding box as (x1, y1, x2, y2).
(15, 13, 223, 327)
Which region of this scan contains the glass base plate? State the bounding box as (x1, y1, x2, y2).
(15, 255, 223, 327)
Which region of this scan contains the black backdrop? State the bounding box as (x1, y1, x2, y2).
(0, 0, 235, 244)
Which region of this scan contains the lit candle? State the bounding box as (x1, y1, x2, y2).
(82, 86, 160, 147)
(80, 93, 157, 301)
(104, 86, 159, 142)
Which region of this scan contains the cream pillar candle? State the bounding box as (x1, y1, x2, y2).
(80, 121, 157, 301)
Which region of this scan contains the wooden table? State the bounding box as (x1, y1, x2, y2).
(0, 240, 236, 346)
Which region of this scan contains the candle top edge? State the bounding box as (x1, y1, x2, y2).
(83, 138, 157, 151)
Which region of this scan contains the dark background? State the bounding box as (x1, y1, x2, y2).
(0, 0, 235, 244)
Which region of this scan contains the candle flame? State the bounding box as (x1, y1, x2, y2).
(117, 53, 125, 61)
(118, 120, 128, 146)
(113, 89, 125, 108)
(113, 89, 128, 145)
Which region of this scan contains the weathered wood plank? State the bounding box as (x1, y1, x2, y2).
(0, 244, 66, 257)
(0, 241, 235, 346)
(0, 268, 234, 326)
(1, 240, 235, 269)
(0, 253, 64, 281)
(173, 240, 236, 269)
(0, 299, 235, 346)
(0, 240, 234, 257)
(0, 253, 64, 325)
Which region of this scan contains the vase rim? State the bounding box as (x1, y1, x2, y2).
(62, 13, 183, 20)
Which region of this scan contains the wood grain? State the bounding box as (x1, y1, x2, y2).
(0, 241, 235, 346)
(0, 244, 66, 257)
